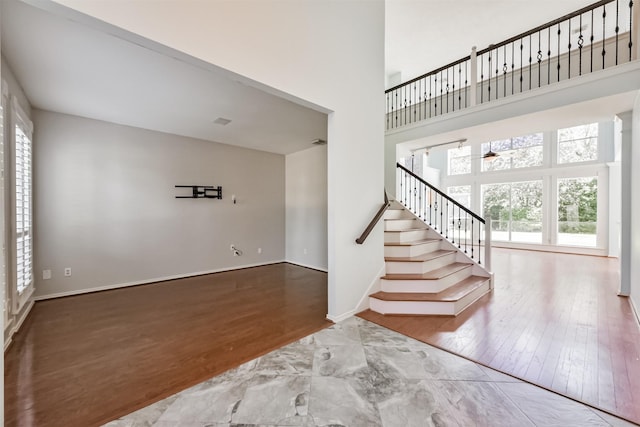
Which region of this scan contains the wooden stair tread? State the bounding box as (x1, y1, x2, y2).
(383, 218, 417, 222)
(384, 227, 428, 233)
(382, 262, 472, 280)
(385, 250, 456, 263)
(370, 276, 490, 302)
(384, 238, 441, 247)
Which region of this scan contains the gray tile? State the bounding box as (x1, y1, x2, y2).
(356, 318, 429, 348)
(364, 345, 428, 380)
(118, 395, 179, 426)
(231, 375, 310, 425)
(376, 379, 443, 427)
(102, 421, 135, 427)
(254, 341, 314, 376)
(497, 382, 610, 426)
(431, 380, 535, 427)
(477, 364, 523, 383)
(309, 317, 362, 346)
(312, 344, 368, 378)
(154, 373, 250, 424)
(591, 408, 640, 427)
(308, 376, 381, 427)
(418, 345, 490, 381)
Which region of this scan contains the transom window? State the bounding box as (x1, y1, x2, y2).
(557, 123, 598, 164)
(482, 133, 543, 172)
(448, 146, 471, 175)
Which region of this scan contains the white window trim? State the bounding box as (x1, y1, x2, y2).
(11, 96, 34, 314)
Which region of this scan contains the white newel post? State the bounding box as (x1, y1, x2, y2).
(484, 223, 492, 272)
(470, 46, 478, 107)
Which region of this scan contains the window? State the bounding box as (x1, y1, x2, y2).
(482, 133, 543, 172)
(482, 180, 543, 243)
(557, 176, 597, 247)
(557, 123, 598, 164)
(12, 100, 33, 309)
(448, 146, 471, 175)
(447, 185, 472, 241)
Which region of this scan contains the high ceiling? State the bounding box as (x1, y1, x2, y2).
(386, 0, 593, 85)
(1, 0, 328, 155)
(2, 0, 603, 154)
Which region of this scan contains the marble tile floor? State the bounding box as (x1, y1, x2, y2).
(104, 317, 637, 427)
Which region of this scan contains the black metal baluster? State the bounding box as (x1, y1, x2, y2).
(465, 60, 468, 108)
(412, 83, 417, 123)
(478, 222, 482, 265)
(616, 0, 620, 65)
(591, 9, 595, 72)
(602, 4, 607, 69)
(464, 211, 468, 254)
(458, 63, 462, 110)
(386, 92, 389, 130)
(495, 47, 499, 100)
(568, 18, 572, 79)
(629, 0, 634, 62)
(403, 87, 407, 126)
(457, 207, 462, 249)
(394, 91, 397, 128)
(520, 39, 524, 93)
(503, 44, 507, 97)
(434, 74, 438, 116)
(537, 31, 542, 87)
(440, 195, 444, 234)
(548, 26, 551, 84)
(419, 78, 422, 121)
(440, 70, 444, 115)
(471, 218, 475, 261)
(446, 68, 450, 113)
(487, 51, 492, 101)
(511, 43, 515, 95)
(579, 14, 584, 75)
(429, 74, 432, 118)
(451, 203, 455, 244)
(481, 53, 484, 103)
(529, 34, 532, 89)
(558, 24, 562, 81)
(433, 199, 438, 230)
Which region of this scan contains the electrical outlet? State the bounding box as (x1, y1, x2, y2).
(43, 269, 52, 280)
(258, 248, 262, 254)
(64, 267, 72, 277)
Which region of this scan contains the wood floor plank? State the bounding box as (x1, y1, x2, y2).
(358, 248, 640, 424)
(4, 263, 330, 427)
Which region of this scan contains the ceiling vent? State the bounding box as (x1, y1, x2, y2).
(312, 138, 327, 145)
(213, 117, 232, 126)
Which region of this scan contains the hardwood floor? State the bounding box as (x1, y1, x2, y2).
(4, 263, 330, 427)
(359, 248, 640, 424)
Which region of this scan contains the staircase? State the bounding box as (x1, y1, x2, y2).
(368, 200, 493, 316)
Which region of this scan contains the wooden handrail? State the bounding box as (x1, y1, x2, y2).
(356, 191, 390, 244)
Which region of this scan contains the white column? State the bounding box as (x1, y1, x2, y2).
(618, 111, 632, 296)
(469, 46, 478, 107)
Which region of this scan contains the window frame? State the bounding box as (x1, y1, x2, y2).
(11, 97, 34, 314)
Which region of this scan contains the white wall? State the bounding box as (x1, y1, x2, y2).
(630, 95, 640, 320)
(286, 146, 327, 271)
(47, 0, 385, 320)
(33, 110, 285, 298)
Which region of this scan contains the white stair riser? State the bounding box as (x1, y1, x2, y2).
(384, 219, 419, 231)
(385, 253, 457, 274)
(384, 241, 441, 258)
(369, 298, 456, 316)
(453, 280, 491, 314)
(384, 209, 413, 220)
(381, 266, 473, 293)
(369, 280, 490, 316)
(384, 229, 431, 243)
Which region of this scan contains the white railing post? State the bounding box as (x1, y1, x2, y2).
(484, 223, 492, 272)
(469, 46, 478, 107)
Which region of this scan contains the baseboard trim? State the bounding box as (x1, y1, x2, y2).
(326, 309, 356, 323)
(34, 260, 286, 301)
(4, 299, 35, 352)
(284, 260, 328, 273)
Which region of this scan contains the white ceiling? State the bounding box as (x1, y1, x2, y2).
(1, 0, 328, 155)
(1, 0, 611, 156)
(386, 0, 593, 85)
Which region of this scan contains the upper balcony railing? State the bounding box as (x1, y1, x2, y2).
(385, 0, 637, 130)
